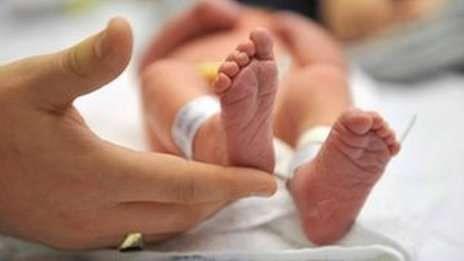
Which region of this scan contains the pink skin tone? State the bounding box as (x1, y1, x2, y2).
(213, 30, 277, 173)
(140, 0, 242, 71)
(290, 109, 400, 244)
(140, 0, 401, 245)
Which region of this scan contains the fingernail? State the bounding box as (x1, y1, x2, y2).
(95, 19, 114, 59)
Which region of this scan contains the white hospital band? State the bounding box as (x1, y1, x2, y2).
(287, 126, 332, 178)
(296, 126, 331, 150)
(171, 96, 220, 159)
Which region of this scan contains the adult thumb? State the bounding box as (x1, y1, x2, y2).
(16, 17, 133, 109)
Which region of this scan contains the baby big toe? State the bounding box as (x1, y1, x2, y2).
(237, 41, 256, 57)
(340, 109, 374, 135)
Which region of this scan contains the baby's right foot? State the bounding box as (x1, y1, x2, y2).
(290, 109, 400, 245)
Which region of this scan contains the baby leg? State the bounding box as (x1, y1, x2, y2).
(290, 108, 401, 245)
(140, 0, 242, 71)
(275, 65, 401, 245)
(141, 29, 278, 173)
(274, 66, 351, 147)
(271, 13, 401, 245)
(140, 60, 212, 155)
(271, 12, 350, 146)
(271, 11, 347, 71)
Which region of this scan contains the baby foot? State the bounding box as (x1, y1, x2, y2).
(212, 28, 278, 173)
(290, 109, 401, 245)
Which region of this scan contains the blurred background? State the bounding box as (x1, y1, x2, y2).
(0, 0, 463, 260)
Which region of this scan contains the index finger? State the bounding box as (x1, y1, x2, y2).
(102, 145, 277, 204)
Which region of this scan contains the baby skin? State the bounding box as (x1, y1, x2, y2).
(212, 30, 277, 173)
(290, 109, 400, 244)
(140, 0, 400, 245)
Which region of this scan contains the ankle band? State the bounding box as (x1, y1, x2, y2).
(288, 126, 332, 177)
(296, 126, 331, 150)
(171, 96, 220, 159)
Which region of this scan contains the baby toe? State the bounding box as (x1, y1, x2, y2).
(237, 40, 256, 57)
(219, 61, 240, 77)
(376, 124, 393, 138)
(367, 134, 389, 152)
(369, 112, 384, 130)
(389, 143, 401, 156)
(384, 131, 397, 145)
(250, 28, 274, 60)
(226, 50, 241, 62)
(213, 72, 232, 94)
(340, 109, 373, 135)
(236, 52, 250, 66)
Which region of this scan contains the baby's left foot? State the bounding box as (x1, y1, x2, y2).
(290, 109, 400, 245)
(192, 29, 278, 173)
(213, 28, 278, 173)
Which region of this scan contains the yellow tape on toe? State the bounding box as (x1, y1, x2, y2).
(197, 62, 221, 86)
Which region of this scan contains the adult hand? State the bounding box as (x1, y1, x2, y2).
(0, 17, 276, 250)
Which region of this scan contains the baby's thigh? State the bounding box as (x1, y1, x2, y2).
(142, 59, 211, 95)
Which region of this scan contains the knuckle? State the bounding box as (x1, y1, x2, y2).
(175, 175, 198, 204)
(61, 48, 88, 79)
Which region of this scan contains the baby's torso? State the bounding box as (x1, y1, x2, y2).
(168, 9, 288, 63)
